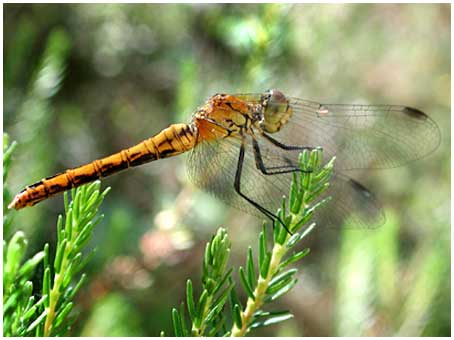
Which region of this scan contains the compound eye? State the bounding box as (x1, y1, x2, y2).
(268, 89, 287, 105)
(265, 89, 288, 115)
(262, 89, 290, 133)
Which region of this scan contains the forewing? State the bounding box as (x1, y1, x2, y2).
(270, 98, 441, 170)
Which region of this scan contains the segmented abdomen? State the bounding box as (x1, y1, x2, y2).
(9, 123, 196, 210)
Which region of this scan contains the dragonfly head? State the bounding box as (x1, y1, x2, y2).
(260, 89, 292, 133)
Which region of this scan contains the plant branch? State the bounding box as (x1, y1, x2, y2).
(231, 149, 334, 336)
(165, 148, 335, 337)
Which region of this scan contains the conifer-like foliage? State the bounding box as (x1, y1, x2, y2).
(3, 134, 110, 336)
(164, 148, 335, 336)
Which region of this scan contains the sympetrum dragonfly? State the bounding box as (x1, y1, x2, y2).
(9, 89, 441, 229)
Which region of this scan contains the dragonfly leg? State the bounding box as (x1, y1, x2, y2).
(234, 141, 292, 235)
(261, 133, 316, 151)
(252, 138, 312, 175)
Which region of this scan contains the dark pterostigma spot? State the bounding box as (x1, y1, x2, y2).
(348, 178, 374, 199)
(403, 107, 428, 120)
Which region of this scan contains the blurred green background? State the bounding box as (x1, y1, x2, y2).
(4, 3, 450, 336)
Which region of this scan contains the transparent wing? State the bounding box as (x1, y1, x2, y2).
(187, 131, 384, 229)
(271, 98, 442, 170)
(251, 133, 385, 228)
(187, 134, 285, 217)
(187, 93, 440, 228)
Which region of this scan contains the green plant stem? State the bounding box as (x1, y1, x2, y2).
(231, 150, 331, 336)
(42, 183, 108, 336)
(192, 295, 213, 336)
(44, 239, 71, 335)
(231, 241, 287, 337)
(166, 149, 332, 337)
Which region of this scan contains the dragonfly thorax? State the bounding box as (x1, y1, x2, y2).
(192, 93, 257, 141)
(259, 89, 293, 133)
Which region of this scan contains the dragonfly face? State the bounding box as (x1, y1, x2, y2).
(259, 89, 293, 133)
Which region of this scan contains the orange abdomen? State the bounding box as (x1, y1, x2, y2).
(9, 123, 196, 210)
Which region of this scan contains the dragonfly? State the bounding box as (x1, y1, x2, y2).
(9, 89, 441, 229)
